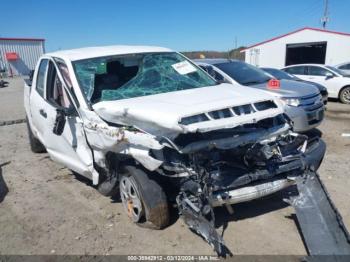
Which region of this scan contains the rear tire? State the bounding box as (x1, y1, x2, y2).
(119, 165, 169, 229)
(26, 117, 46, 153)
(339, 86, 350, 104)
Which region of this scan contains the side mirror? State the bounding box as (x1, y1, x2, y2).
(52, 106, 76, 136)
(29, 70, 34, 81)
(53, 108, 66, 136)
(325, 72, 334, 80)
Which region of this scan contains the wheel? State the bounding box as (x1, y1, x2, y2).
(26, 117, 46, 153)
(339, 86, 350, 104)
(119, 166, 169, 229)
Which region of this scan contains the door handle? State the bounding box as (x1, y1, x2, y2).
(39, 109, 47, 118)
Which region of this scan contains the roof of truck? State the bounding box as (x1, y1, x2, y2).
(45, 45, 173, 61)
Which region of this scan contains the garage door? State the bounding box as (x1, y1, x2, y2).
(285, 42, 327, 66)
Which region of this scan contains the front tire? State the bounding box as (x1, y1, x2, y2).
(119, 165, 169, 229)
(339, 86, 350, 104)
(26, 117, 46, 153)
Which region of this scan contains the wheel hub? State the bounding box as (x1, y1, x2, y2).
(342, 88, 350, 103)
(120, 176, 144, 222)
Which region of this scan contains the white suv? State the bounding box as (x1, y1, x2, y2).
(283, 64, 350, 104)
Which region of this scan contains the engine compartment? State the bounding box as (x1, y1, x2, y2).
(144, 113, 325, 255)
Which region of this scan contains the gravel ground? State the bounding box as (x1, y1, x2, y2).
(0, 78, 349, 255)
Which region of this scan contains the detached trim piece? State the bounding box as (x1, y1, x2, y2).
(290, 172, 350, 255)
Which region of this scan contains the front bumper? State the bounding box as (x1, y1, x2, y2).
(210, 138, 326, 207)
(211, 178, 295, 207)
(285, 104, 324, 132)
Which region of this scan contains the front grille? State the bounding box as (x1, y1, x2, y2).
(179, 100, 278, 125)
(307, 109, 324, 125)
(297, 93, 325, 125)
(299, 93, 324, 112)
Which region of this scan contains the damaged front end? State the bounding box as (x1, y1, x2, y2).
(86, 97, 326, 256)
(157, 116, 325, 256)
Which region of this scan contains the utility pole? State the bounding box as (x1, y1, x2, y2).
(321, 0, 329, 29)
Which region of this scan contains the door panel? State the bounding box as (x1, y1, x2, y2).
(306, 66, 338, 97)
(31, 58, 94, 178)
(45, 60, 94, 177)
(42, 103, 91, 175)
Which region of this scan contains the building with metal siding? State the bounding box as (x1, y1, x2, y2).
(241, 27, 350, 68)
(0, 38, 45, 76)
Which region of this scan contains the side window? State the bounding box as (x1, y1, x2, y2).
(56, 60, 73, 87)
(36, 59, 49, 97)
(308, 66, 329, 76)
(46, 61, 72, 109)
(213, 70, 225, 82)
(339, 63, 350, 70)
(284, 66, 306, 75)
(199, 65, 225, 82)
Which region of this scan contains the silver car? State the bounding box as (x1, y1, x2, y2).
(195, 59, 325, 133)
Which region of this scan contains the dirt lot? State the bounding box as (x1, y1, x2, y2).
(0, 78, 349, 255)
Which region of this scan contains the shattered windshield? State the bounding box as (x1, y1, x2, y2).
(72, 52, 216, 103)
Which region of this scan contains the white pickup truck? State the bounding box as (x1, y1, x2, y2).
(24, 46, 327, 255)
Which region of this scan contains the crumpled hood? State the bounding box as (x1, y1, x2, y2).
(93, 83, 284, 138)
(250, 79, 319, 98)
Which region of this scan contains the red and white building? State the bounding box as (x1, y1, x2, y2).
(241, 27, 350, 68)
(0, 37, 45, 76)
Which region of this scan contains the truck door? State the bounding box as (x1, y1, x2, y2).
(30, 58, 94, 178)
(29, 58, 50, 141)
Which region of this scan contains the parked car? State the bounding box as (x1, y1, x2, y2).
(334, 62, 350, 75)
(195, 59, 324, 133)
(261, 67, 328, 105)
(282, 64, 350, 104)
(24, 46, 326, 255)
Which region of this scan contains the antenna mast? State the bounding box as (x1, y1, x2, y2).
(321, 0, 329, 29)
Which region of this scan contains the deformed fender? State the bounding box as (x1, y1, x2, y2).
(84, 121, 164, 172)
(84, 122, 164, 151)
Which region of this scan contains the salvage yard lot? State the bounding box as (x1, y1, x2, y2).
(0, 78, 349, 255)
